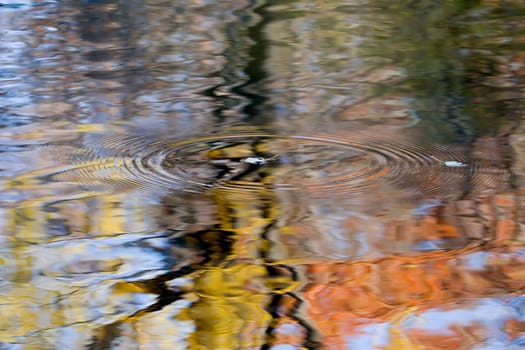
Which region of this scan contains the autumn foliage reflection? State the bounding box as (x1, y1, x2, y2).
(302, 244, 525, 349)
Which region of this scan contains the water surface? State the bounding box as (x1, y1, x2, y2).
(1, 0, 525, 349)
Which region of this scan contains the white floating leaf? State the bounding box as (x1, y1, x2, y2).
(443, 161, 467, 167)
(242, 157, 267, 165)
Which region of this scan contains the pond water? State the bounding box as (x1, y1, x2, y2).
(1, 0, 525, 349)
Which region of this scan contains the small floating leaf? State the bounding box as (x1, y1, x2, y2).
(430, 155, 467, 167)
(242, 157, 267, 165)
(443, 161, 467, 167)
(242, 155, 278, 165)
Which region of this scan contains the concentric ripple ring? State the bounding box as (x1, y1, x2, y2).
(46, 132, 484, 197)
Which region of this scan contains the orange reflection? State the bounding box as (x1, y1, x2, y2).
(303, 245, 525, 349)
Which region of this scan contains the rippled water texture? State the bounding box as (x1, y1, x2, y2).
(1, 1, 525, 349)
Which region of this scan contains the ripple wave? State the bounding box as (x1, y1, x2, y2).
(46, 132, 506, 197)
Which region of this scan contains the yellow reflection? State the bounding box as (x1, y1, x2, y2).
(184, 187, 298, 349)
(189, 264, 272, 349)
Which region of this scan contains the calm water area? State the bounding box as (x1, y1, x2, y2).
(1, 0, 525, 349)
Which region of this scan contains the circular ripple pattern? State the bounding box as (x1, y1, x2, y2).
(48, 132, 507, 197)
